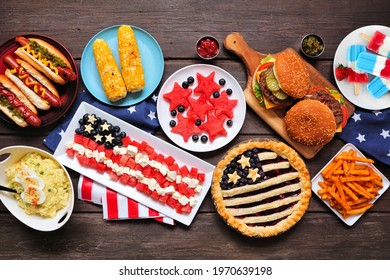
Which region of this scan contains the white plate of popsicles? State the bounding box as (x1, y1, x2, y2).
(334, 25, 390, 110)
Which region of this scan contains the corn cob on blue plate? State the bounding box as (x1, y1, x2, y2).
(81, 25, 164, 106)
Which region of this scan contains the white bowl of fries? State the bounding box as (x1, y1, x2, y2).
(311, 143, 390, 226)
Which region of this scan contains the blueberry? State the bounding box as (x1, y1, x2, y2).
(169, 120, 176, 127)
(83, 131, 90, 137)
(213, 91, 220, 98)
(226, 88, 233, 95)
(227, 119, 233, 126)
(178, 105, 185, 113)
(192, 134, 199, 142)
(171, 110, 177, 117)
(79, 118, 86, 126)
(83, 113, 89, 122)
(187, 76, 195, 84)
(119, 131, 126, 138)
(75, 127, 84, 134)
(219, 78, 226, 85)
(195, 119, 202, 126)
(113, 137, 122, 145)
(182, 81, 189, 88)
(104, 142, 113, 149)
(201, 135, 208, 143)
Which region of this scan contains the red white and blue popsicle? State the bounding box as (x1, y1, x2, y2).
(361, 30, 390, 58)
(356, 52, 390, 80)
(347, 45, 368, 95)
(367, 76, 390, 98)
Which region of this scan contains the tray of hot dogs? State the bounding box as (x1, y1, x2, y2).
(0, 34, 78, 128)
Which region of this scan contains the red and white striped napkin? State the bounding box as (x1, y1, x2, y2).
(78, 175, 175, 225)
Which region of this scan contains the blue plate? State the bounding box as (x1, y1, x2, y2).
(81, 25, 164, 106)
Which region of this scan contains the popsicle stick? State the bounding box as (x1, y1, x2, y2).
(360, 33, 372, 42)
(354, 82, 360, 96)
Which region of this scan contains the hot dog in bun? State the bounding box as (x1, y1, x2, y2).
(252, 48, 310, 109)
(14, 36, 77, 85)
(0, 75, 41, 127)
(3, 55, 61, 110)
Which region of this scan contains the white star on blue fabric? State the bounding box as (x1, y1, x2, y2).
(380, 129, 390, 139)
(128, 106, 136, 114)
(373, 110, 382, 116)
(356, 133, 366, 143)
(387, 150, 390, 157)
(152, 94, 158, 102)
(148, 111, 156, 120)
(352, 113, 361, 122)
(59, 129, 65, 138)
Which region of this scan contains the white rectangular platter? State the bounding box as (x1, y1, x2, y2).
(54, 102, 215, 225)
(311, 143, 390, 226)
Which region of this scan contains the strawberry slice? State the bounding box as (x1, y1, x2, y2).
(171, 114, 202, 142)
(209, 90, 238, 119)
(163, 82, 192, 111)
(335, 64, 351, 81)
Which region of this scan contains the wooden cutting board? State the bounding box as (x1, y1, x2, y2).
(224, 32, 355, 159)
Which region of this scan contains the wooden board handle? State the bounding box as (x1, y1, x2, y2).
(224, 33, 263, 75)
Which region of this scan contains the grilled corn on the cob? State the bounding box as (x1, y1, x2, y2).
(118, 25, 145, 93)
(93, 38, 127, 102)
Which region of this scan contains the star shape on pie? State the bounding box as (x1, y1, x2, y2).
(199, 111, 227, 142)
(163, 82, 192, 111)
(193, 71, 221, 99)
(187, 95, 215, 121)
(228, 171, 241, 184)
(209, 90, 238, 119)
(171, 114, 202, 142)
(247, 168, 260, 182)
(237, 155, 251, 168)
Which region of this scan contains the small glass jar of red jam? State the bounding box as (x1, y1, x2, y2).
(196, 35, 220, 59)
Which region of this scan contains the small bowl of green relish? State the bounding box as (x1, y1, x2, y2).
(301, 34, 325, 58)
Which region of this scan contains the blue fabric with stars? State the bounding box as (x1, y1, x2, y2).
(44, 90, 160, 152)
(338, 107, 390, 166)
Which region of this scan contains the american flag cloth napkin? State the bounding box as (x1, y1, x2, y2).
(338, 107, 390, 166)
(43, 90, 175, 224)
(78, 176, 175, 225)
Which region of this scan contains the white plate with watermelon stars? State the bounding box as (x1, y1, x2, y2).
(157, 64, 246, 152)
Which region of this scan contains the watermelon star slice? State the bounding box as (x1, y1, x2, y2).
(193, 71, 221, 99)
(200, 111, 227, 142)
(187, 94, 215, 122)
(171, 114, 202, 142)
(163, 82, 192, 111)
(209, 90, 238, 119)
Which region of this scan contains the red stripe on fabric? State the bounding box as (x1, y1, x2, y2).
(126, 198, 139, 218)
(106, 188, 119, 219)
(81, 176, 93, 201)
(153, 217, 164, 223)
(148, 208, 159, 217)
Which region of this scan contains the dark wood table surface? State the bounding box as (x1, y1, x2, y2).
(0, 0, 389, 260)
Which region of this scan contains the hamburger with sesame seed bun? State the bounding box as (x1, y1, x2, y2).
(284, 99, 336, 146)
(252, 48, 310, 109)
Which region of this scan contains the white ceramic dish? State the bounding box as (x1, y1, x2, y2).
(0, 146, 74, 231)
(333, 25, 390, 110)
(53, 102, 215, 226)
(157, 64, 246, 152)
(311, 143, 390, 226)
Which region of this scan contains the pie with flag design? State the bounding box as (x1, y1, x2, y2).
(211, 140, 311, 237)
